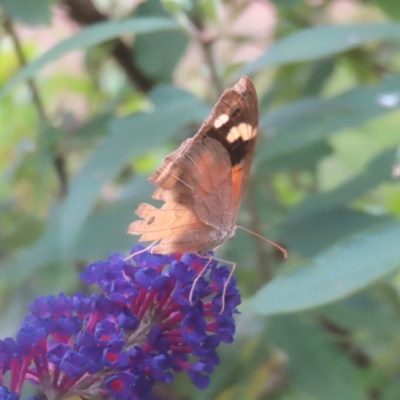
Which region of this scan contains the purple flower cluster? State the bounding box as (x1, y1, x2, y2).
(0, 246, 241, 400)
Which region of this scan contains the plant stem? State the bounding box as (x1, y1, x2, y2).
(4, 17, 68, 197)
(182, 9, 224, 97)
(4, 18, 48, 121)
(247, 180, 272, 283)
(62, 0, 154, 92)
(201, 37, 224, 96)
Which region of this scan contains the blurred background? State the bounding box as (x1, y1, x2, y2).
(1, 0, 400, 399)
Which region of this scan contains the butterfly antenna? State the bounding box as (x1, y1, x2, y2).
(235, 225, 288, 259)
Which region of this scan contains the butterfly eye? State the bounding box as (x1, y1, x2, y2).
(230, 105, 240, 118)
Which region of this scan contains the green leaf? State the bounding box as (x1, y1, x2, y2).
(301, 59, 335, 97)
(279, 392, 317, 400)
(37, 123, 64, 154)
(201, 0, 221, 25)
(269, 0, 305, 10)
(258, 76, 400, 161)
(243, 23, 400, 75)
(381, 380, 400, 400)
(60, 88, 209, 256)
(393, 145, 400, 175)
(0, 17, 179, 98)
(319, 302, 400, 333)
(251, 220, 400, 315)
(150, 83, 197, 105)
(279, 208, 393, 257)
(3, 0, 51, 25)
(268, 315, 366, 400)
(134, 0, 189, 82)
(74, 178, 154, 260)
(0, 217, 45, 253)
(290, 148, 396, 219)
(0, 211, 60, 292)
(74, 114, 112, 140)
(255, 140, 332, 172)
(372, 0, 400, 21)
(0, 177, 153, 290)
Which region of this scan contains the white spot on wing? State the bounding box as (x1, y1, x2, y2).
(214, 113, 229, 128)
(226, 123, 256, 143)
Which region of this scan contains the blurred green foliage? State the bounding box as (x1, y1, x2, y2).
(1, 0, 400, 399)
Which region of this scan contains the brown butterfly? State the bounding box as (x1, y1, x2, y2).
(128, 76, 286, 310)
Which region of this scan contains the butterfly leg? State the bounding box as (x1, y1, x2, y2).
(123, 240, 159, 262)
(189, 256, 214, 306)
(194, 253, 237, 313)
(220, 259, 236, 314)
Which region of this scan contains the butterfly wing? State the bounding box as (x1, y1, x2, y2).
(200, 76, 259, 217)
(128, 136, 233, 253)
(128, 76, 259, 254)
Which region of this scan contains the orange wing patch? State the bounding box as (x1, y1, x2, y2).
(231, 164, 244, 201)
